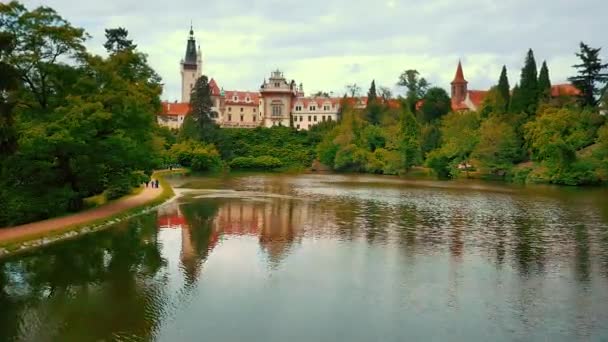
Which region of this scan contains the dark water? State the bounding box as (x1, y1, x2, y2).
(1, 173, 608, 341)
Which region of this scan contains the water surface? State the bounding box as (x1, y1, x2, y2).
(1, 173, 608, 341)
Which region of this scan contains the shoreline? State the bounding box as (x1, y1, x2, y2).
(0, 169, 185, 259)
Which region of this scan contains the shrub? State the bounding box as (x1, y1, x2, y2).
(229, 156, 283, 170)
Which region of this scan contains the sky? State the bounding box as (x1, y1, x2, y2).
(23, 0, 607, 101)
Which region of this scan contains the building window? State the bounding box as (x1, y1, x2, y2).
(233, 96, 238, 101)
(300, 116, 303, 122)
(272, 105, 282, 116)
(253, 108, 257, 113)
(228, 107, 232, 112)
(246, 97, 250, 102)
(324, 105, 330, 111)
(295, 105, 302, 111)
(297, 124, 300, 129)
(310, 106, 316, 111)
(275, 82, 280, 87)
(328, 116, 332, 121)
(314, 115, 317, 122)
(253, 116, 256, 122)
(240, 115, 244, 122)
(240, 107, 243, 112)
(308, 115, 311, 121)
(322, 116, 326, 121)
(228, 114, 232, 121)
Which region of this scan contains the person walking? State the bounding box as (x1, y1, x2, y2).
(145, 180, 149, 188)
(155, 179, 160, 189)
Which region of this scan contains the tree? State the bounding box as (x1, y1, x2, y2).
(479, 86, 508, 117)
(182, 75, 219, 143)
(367, 80, 377, 104)
(497, 65, 510, 110)
(379, 86, 393, 100)
(538, 61, 552, 99)
(0, 1, 88, 110)
(418, 87, 451, 123)
(103, 27, 136, 54)
(510, 84, 524, 113)
(511, 49, 539, 115)
(345, 83, 361, 97)
(397, 69, 429, 106)
(0, 32, 19, 155)
(400, 107, 420, 170)
(471, 117, 521, 173)
(568, 42, 608, 107)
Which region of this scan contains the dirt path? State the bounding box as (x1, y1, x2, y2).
(0, 185, 163, 244)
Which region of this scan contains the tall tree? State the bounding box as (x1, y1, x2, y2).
(518, 49, 539, 115)
(418, 87, 451, 123)
(510, 84, 524, 113)
(538, 61, 552, 99)
(397, 69, 429, 106)
(367, 80, 377, 104)
(497, 65, 510, 110)
(183, 75, 219, 143)
(568, 42, 608, 107)
(0, 1, 88, 110)
(400, 106, 420, 170)
(345, 83, 361, 97)
(103, 27, 136, 54)
(0, 32, 19, 155)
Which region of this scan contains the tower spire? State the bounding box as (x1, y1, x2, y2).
(452, 60, 466, 83)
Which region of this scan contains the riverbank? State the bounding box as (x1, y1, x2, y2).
(0, 170, 184, 258)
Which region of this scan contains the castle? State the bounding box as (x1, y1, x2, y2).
(158, 28, 583, 129)
(157, 27, 344, 130)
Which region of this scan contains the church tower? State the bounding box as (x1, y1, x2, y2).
(451, 61, 468, 105)
(181, 26, 202, 103)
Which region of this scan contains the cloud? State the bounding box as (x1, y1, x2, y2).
(22, 0, 607, 101)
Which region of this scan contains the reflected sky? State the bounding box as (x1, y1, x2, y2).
(1, 173, 608, 341)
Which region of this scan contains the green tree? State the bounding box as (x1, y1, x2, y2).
(103, 27, 136, 54)
(472, 117, 521, 173)
(418, 87, 451, 123)
(182, 75, 219, 143)
(0, 32, 19, 155)
(511, 49, 539, 115)
(479, 86, 508, 117)
(397, 69, 429, 109)
(497, 65, 510, 110)
(400, 107, 420, 170)
(538, 61, 552, 99)
(0, 1, 88, 110)
(367, 80, 377, 103)
(568, 42, 608, 107)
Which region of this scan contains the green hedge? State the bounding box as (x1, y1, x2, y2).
(229, 156, 283, 170)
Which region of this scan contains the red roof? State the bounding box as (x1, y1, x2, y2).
(224, 90, 260, 106)
(157, 214, 189, 228)
(551, 83, 581, 97)
(468, 90, 488, 108)
(452, 61, 467, 84)
(293, 97, 341, 110)
(160, 101, 190, 116)
(209, 78, 221, 96)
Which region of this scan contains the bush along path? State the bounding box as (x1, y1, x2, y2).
(0, 170, 180, 258)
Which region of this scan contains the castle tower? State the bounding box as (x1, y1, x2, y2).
(180, 26, 202, 103)
(259, 70, 297, 128)
(451, 61, 468, 105)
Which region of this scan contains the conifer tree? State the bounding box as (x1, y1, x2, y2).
(538, 61, 552, 99)
(367, 80, 377, 104)
(519, 49, 539, 115)
(183, 75, 219, 143)
(497, 65, 510, 110)
(568, 42, 608, 107)
(510, 84, 524, 113)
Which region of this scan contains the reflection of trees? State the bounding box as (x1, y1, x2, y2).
(361, 200, 388, 245)
(574, 224, 590, 282)
(0, 213, 166, 342)
(513, 216, 546, 276)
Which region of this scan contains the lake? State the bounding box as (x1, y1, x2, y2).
(1, 173, 608, 341)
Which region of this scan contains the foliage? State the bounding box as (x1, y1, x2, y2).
(497, 65, 510, 110)
(229, 156, 283, 170)
(472, 117, 521, 173)
(181, 75, 219, 143)
(397, 69, 429, 110)
(524, 106, 604, 185)
(479, 86, 508, 117)
(538, 61, 552, 99)
(568, 42, 608, 107)
(418, 87, 451, 123)
(511, 49, 539, 115)
(167, 140, 221, 172)
(0, 31, 19, 155)
(103, 27, 136, 54)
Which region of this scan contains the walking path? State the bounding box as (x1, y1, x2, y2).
(0, 185, 163, 245)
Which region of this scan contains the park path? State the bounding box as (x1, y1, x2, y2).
(0, 185, 163, 245)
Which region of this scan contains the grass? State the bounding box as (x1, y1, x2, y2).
(0, 169, 185, 257)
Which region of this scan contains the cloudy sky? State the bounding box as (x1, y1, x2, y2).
(23, 0, 607, 101)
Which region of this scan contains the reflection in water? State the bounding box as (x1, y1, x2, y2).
(1, 174, 608, 341)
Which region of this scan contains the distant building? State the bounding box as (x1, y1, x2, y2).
(159, 28, 342, 130)
(450, 61, 581, 112)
